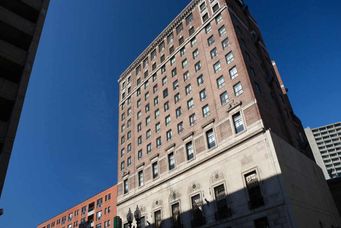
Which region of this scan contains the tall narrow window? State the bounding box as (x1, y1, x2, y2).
(220, 91, 229, 105)
(138, 170, 144, 187)
(152, 162, 158, 179)
(171, 203, 181, 227)
(229, 66, 238, 79)
(154, 210, 162, 228)
(214, 184, 230, 220)
(213, 61, 221, 73)
(233, 112, 245, 133)
(233, 82, 243, 96)
(206, 129, 216, 149)
(202, 105, 210, 117)
(245, 171, 264, 209)
(186, 141, 194, 160)
(123, 179, 128, 194)
(168, 152, 175, 170)
(191, 194, 205, 227)
(225, 52, 234, 64)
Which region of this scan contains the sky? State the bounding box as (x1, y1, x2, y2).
(0, 0, 340, 227)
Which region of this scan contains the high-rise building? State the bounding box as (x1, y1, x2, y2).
(0, 0, 50, 196)
(116, 0, 340, 227)
(37, 185, 118, 228)
(305, 122, 341, 179)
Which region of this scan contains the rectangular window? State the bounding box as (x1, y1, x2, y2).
(186, 141, 194, 160)
(168, 152, 175, 170)
(205, 23, 211, 33)
(197, 74, 204, 86)
(180, 47, 185, 56)
(216, 75, 225, 88)
(225, 52, 234, 64)
(165, 115, 171, 126)
(187, 98, 194, 109)
(182, 59, 188, 68)
(229, 66, 238, 79)
(189, 113, 196, 126)
(166, 130, 173, 141)
(207, 35, 215, 46)
(192, 49, 199, 59)
(170, 56, 176, 65)
(200, 2, 206, 12)
(191, 37, 197, 47)
(167, 33, 174, 44)
(177, 122, 184, 134)
(189, 26, 195, 36)
(154, 210, 162, 228)
(202, 105, 210, 117)
(215, 13, 222, 24)
(210, 48, 217, 59)
(172, 68, 177, 77)
(206, 129, 216, 149)
(202, 13, 209, 22)
(195, 61, 202, 72)
(185, 84, 192, 95)
(220, 91, 229, 105)
(147, 143, 152, 153)
(183, 71, 190, 81)
(212, 3, 219, 13)
(156, 136, 162, 148)
(186, 13, 193, 25)
(218, 26, 227, 36)
(214, 184, 230, 220)
(213, 61, 221, 73)
(174, 93, 180, 103)
(233, 82, 243, 96)
(152, 162, 159, 178)
(171, 203, 181, 227)
(199, 89, 207, 101)
(191, 194, 205, 226)
(138, 170, 144, 187)
(138, 150, 143, 159)
(123, 179, 128, 194)
(233, 112, 245, 133)
(155, 122, 161, 133)
(163, 88, 168, 98)
(245, 171, 264, 209)
(222, 38, 229, 49)
(176, 107, 182, 118)
(176, 23, 183, 35)
(173, 80, 179, 90)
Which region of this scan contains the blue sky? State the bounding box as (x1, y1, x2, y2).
(0, 0, 340, 227)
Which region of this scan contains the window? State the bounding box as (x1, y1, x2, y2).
(185, 84, 192, 95)
(138, 136, 142, 145)
(138, 150, 143, 159)
(123, 179, 128, 194)
(191, 194, 205, 226)
(205, 23, 212, 33)
(161, 65, 166, 73)
(96, 211, 102, 220)
(143, 58, 149, 68)
(163, 88, 168, 98)
(183, 71, 190, 81)
(176, 107, 182, 118)
(189, 113, 196, 126)
(154, 210, 162, 228)
(212, 3, 219, 12)
(162, 76, 167, 86)
(170, 56, 175, 65)
(182, 59, 188, 68)
(202, 105, 210, 117)
(168, 152, 175, 170)
(199, 89, 207, 101)
(208, 35, 215, 46)
(127, 156, 132, 166)
(216, 76, 225, 88)
(215, 13, 222, 24)
(145, 103, 150, 112)
(229, 66, 238, 79)
(151, 49, 156, 60)
(120, 148, 124, 157)
(166, 130, 173, 141)
(171, 202, 181, 227)
(127, 143, 132, 153)
(186, 13, 193, 25)
(173, 80, 179, 90)
(156, 136, 162, 148)
(152, 162, 159, 178)
(233, 112, 245, 133)
(146, 129, 152, 139)
(189, 26, 195, 36)
(176, 23, 183, 35)
(146, 116, 151, 125)
(191, 37, 197, 47)
(192, 49, 199, 59)
(197, 74, 204, 85)
(169, 45, 175, 54)
(167, 33, 174, 44)
(147, 143, 152, 153)
(245, 171, 264, 209)
(155, 122, 161, 133)
(200, 2, 206, 12)
(214, 184, 230, 220)
(138, 170, 144, 187)
(177, 122, 184, 133)
(174, 93, 180, 103)
(218, 26, 227, 36)
(213, 61, 221, 73)
(233, 82, 243, 96)
(180, 47, 185, 56)
(225, 52, 234, 64)
(186, 141, 194, 160)
(220, 91, 229, 105)
(165, 115, 171, 126)
(164, 101, 170, 111)
(154, 96, 159, 106)
(179, 36, 185, 45)
(187, 98, 194, 109)
(206, 129, 216, 149)
(195, 61, 202, 72)
(222, 38, 229, 49)
(159, 41, 165, 52)
(210, 48, 217, 59)
(120, 161, 125, 171)
(172, 68, 177, 77)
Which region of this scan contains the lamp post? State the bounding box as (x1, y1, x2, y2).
(134, 206, 141, 228)
(127, 208, 133, 228)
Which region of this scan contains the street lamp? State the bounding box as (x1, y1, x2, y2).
(134, 206, 141, 228)
(127, 208, 133, 228)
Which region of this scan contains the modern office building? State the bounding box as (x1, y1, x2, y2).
(0, 0, 50, 197)
(305, 122, 341, 179)
(116, 0, 340, 227)
(38, 185, 118, 228)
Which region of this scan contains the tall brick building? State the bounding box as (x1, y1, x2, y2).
(116, 0, 340, 227)
(38, 185, 117, 228)
(0, 0, 50, 197)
